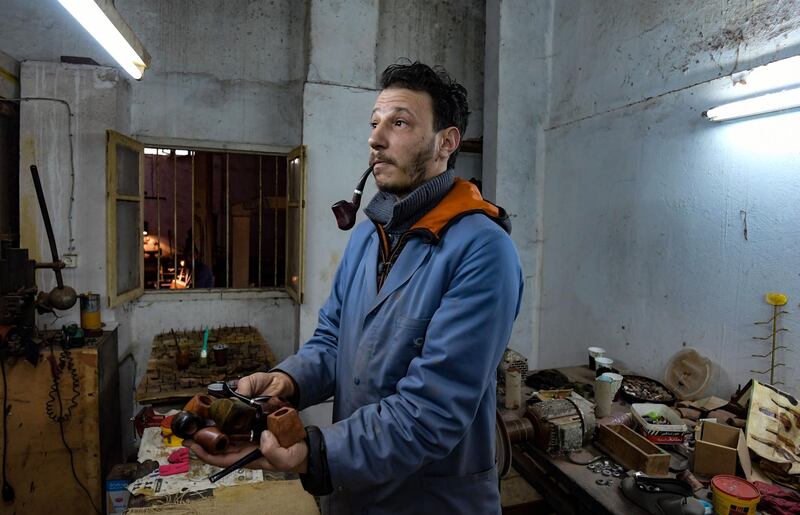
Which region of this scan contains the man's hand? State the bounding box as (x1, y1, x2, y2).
(236, 371, 295, 399)
(184, 430, 308, 474)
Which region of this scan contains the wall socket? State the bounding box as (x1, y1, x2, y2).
(62, 254, 78, 268)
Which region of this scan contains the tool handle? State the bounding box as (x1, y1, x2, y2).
(208, 448, 263, 483)
(29, 165, 64, 288)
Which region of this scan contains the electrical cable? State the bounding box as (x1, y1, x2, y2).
(46, 344, 79, 423)
(1, 357, 14, 502)
(47, 338, 100, 514)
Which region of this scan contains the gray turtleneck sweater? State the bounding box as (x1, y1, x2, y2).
(364, 169, 455, 247)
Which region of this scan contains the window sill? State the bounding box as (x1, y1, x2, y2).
(139, 288, 291, 303)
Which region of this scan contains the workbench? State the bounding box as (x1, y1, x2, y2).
(124, 424, 320, 513)
(126, 478, 320, 514)
(507, 366, 652, 515)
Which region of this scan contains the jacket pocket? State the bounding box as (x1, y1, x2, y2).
(375, 316, 429, 392)
(394, 315, 429, 348)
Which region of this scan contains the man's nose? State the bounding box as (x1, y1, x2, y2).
(369, 123, 387, 150)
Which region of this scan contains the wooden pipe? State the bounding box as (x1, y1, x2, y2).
(210, 398, 257, 435)
(171, 411, 207, 440)
(193, 427, 230, 454)
(184, 393, 214, 420)
(207, 407, 306, 483)
(267, 407, 307, 447)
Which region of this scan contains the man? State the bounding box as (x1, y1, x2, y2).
(188, 62, 523, 514)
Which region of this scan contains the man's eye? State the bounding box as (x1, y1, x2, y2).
(394, 120, 407, 127)
(370, 121, 378, 128)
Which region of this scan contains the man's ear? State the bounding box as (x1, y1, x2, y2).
(438, 127, 461, 161)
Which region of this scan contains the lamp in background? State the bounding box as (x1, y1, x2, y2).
(703, 55, 800, 122)
(57, 0, 150, 80)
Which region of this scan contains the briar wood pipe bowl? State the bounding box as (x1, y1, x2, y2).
(190, 407, 305, 454)
(175, 383, 304, 454)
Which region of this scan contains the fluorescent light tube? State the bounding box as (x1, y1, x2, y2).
(704, 87, 800, 121)
(58, 0, 150, 80)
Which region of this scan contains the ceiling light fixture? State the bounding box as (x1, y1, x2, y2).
(57, 0, 150, 80)
(703, 55, 800, 122)
(704, 87, 800, 122)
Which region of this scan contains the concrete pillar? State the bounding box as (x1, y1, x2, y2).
(483, 0, 553, 366)
(299, 0, 380, 347)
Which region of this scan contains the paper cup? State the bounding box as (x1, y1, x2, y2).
(588, 347, 606, 370)
(600, 372, 623, 401)
(594, 378, 614, 417)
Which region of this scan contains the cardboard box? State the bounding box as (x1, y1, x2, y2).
(693, 421, 752, 480)
(106, 463, 138, 514)
(631, 403, 689, 444)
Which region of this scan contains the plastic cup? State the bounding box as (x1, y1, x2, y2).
(588, 347, 606, 370)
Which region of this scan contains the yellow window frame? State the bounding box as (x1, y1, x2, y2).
(285, 145, 306, 303)
(106, 129, 144, 307)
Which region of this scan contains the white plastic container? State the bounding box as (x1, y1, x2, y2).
(631, 403, 688, 444)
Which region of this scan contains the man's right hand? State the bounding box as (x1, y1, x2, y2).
(236, 371, 296, 399)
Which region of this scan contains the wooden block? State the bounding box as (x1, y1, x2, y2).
(267, 408, 307, 448)
(596, 424, 670, 476)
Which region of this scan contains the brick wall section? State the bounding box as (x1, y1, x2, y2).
(139, 326, 277, 395)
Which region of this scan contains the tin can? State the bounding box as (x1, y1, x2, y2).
(80, 292, 102, 330)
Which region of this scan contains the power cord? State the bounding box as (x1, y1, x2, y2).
(45, 344, 79, 423)
(46, 339, 100, 514)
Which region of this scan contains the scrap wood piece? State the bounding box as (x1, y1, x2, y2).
(737, 380, 800, 475)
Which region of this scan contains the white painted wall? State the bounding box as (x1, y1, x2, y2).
(539, 0, 800, 398)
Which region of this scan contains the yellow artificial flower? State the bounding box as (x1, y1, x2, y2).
(765, 292, 788, 306)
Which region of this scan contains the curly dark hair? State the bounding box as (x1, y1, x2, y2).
(379, 61, 469, 169)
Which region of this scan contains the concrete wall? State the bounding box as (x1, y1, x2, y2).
(376, 0, 486, 141)
(0, 49, 18, 99)
(540, 0, 800, 397)
(122, 0, 306, 146)
(483, 0, 552, 366)
(19, 61, 130, 312)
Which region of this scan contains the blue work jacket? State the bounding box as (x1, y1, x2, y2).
(278, 179, 524, 515)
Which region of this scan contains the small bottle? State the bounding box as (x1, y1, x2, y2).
(504, 368, 522, 410)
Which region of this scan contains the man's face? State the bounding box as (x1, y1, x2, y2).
(369, 87, 443, 197)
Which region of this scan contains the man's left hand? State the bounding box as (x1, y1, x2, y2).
(184, 430, 308, 473)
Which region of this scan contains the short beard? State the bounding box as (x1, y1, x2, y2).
(378, 138, 437, 197)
